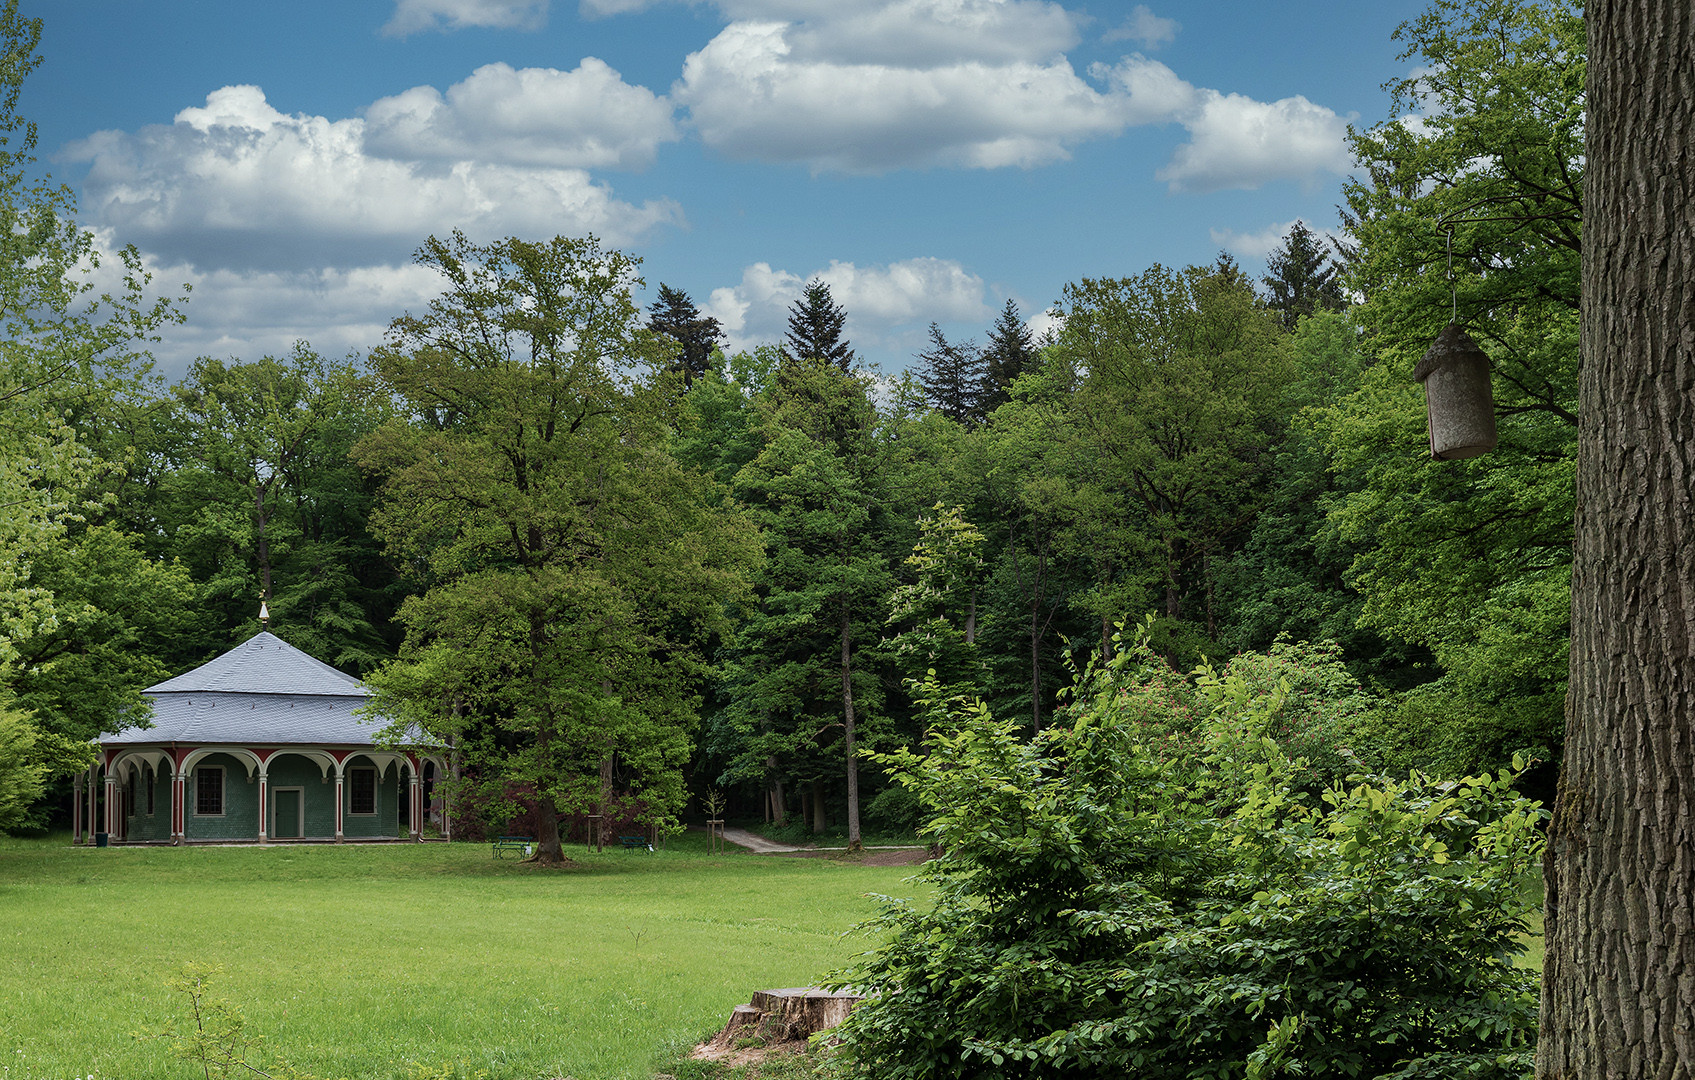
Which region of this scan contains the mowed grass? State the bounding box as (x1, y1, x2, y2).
(0, 834, 927, 1080)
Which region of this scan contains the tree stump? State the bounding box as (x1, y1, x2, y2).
(692, 988, 862, 1063)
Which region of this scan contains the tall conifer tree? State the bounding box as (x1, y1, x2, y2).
(783, 280, 855, 370)
(1262, 221, 1345, 331)
(646, 283, 722, 389)
(915, 323, 985, 425)
(980, 299, 1038, 415)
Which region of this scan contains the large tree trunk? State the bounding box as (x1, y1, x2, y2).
(841, 608, 862, 852)
(532, 791, 566, 865)
(1537, 4, 1695, 1078)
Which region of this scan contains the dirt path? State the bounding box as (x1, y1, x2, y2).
(718, 827, 809, 854)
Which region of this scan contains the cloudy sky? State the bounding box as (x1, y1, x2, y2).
(25, 0, 1423, 380)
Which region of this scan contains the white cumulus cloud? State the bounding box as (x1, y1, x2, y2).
(1210, 218, 1341, 262)
(1103, 5, 1178, 49)
(67, 84, 682, 273)
(674, 2, 1351, 188)
(1157, 90, 1355, 193)
(704, 256, 989, 358)
(364, 60, 678, 170)
(383, 0, 550, 36)
(676, 21, 1134, 172)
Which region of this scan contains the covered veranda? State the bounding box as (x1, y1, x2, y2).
(81, 631, 449, 845)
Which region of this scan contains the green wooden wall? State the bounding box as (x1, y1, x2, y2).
(184, 753, 260, 841)
(341, 754, 402, 839)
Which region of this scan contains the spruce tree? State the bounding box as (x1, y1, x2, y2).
(980, 299, 1038, 415)
(783, 279, 855, 370)
(915, 323, 985, 425)
(1262, 221, 1345, 331)
(646, 283, 722, 389)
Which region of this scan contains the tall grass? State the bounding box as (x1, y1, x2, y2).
(0, 835, 925, 1080)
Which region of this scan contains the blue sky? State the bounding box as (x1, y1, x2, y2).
(25, 0, 1427, 380)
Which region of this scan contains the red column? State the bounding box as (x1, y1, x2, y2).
(103, 774, 117, 840)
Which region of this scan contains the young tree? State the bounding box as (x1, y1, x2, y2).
(979, 299, 1038, 415)
(1539, 2, 1695, 1076)
(1261, 220, 1345, 331)
(646, 283, 722, 389)
(887, 503, 988, 694)
(913, 324, 984, 425)
(783, 279, 855, 370)
(358, 233, 758, 865)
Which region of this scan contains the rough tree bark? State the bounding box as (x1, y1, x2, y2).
(1537, 4, 1695, 1078)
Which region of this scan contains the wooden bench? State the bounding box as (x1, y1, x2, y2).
(619, 834, 653, 852)
(492, 835, 533, 859)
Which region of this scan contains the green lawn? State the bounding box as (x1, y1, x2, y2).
(0, 835, 926, 1080)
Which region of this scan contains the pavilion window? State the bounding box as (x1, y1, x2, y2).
(195, 767, 224, 816)
(145, 767, 155, 816)
(349, 767, 377, 816)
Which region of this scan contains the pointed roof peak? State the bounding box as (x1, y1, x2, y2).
(145, 631, 368, 697)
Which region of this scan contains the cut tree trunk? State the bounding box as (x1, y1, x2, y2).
(694, 988, 862, 1061)
(1537, 3, 1695, 1078)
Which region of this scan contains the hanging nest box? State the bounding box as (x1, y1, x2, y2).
(1414, 323, 1497, 460)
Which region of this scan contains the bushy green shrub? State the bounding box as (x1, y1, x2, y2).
(1199, 638, 1379, 790)
(829, 630, 1542, 1079)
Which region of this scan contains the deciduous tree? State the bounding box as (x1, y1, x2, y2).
(358, 233, 758, 864)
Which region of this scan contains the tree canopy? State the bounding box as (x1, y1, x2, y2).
(357, 232, 758, 863)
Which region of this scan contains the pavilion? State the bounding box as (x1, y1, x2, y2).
(76, 631, 448, 845)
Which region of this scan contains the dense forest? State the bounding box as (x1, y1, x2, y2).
(0, 0, 1581, 846)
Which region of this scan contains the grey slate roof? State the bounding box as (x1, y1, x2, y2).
(104, 632, 384, 746)
(146, 632, 367, 696)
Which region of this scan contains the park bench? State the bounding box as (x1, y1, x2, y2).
(492, 835, 533, 859)
(619, 834, 653, 852)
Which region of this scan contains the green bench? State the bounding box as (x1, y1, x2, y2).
(619, 834, 653, 852)
(492, 835, 533, 859)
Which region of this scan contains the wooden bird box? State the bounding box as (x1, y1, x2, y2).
(1414, 323, 1497, 460)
